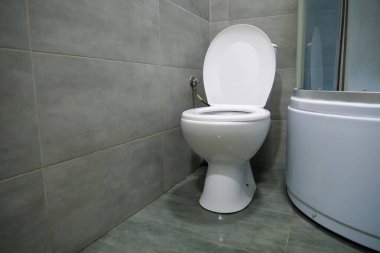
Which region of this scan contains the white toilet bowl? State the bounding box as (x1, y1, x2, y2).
(182, 105, 270, 213)
(181, 25, 277, 213)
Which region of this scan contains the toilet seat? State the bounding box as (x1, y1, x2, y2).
(182, 105, 269, 122)
(203, 24, 276, 107)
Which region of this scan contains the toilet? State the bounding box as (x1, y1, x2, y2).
(181, 24, 277, 213)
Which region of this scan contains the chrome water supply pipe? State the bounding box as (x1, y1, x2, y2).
(189, 76, 198, 108)
(189, 76, 210, 107)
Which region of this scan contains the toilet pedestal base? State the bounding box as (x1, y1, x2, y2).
(199, 161, 256, 213)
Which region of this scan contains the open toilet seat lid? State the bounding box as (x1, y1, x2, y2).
(203, 24, 276, 107)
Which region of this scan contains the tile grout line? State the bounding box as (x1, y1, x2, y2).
(45, 125, 183, 166)
(158, 0, 163, 68)
(40, 131, 166, 168)
(0, 39, 296, 73)
(160, 132, 166, 192)
(0, 47, 203, 72)
(32, 50, 204, 71)
(166, 0, 209, 23)
(0, 168, 43, 184)
(158, 0, 167, 194)
(209, 0, 211, 42)
(0, 47, 31, 53)
(210, 11, 297, 24)
(25, 0, 44, 170)
(25, 0, 54, 251)
(0, 127, 182, 184)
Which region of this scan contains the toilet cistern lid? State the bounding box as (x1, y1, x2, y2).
(203, 24, 276, 107)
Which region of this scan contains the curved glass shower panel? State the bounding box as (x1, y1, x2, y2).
(302, 0, 342, 91)
(345, 0, 380, 92)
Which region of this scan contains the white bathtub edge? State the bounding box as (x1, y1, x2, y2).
(287, 187, 380, 251)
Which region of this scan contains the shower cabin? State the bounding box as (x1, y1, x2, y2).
(286, 0, 380, 251)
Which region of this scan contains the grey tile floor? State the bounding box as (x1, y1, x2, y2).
(82, 166, 374, 253)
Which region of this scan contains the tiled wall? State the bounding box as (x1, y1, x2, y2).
(210, 0, 297, 170)
(0, 0, 209, 252)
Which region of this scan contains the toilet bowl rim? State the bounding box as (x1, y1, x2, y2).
(181, 105, 270, 122)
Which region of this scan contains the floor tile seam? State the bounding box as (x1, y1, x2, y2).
(166, 0, 210, 23)
(179, 228, 289, 253)
(132, 217, 253, 253)
(245, 207, 292, 224)
(133, 204, 293, 250)
(27, 50, 203, 71)
(41, 131, 165, 169)
(254, 208, 293, 217)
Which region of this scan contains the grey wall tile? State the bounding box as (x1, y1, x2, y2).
(252, 120, 287, 169)
(160, 0, 209, 69)
(33, 53, 163, 165)
(229, 0, 297, 20)
(44, 134, 163, 253)
(2, 0, 211, 251)
(0, 50, 41, 180)
(231, 14, 297, 68)
(0, 171, 50, 253)
(169, 0, 210, 21)
(210, 21, 230, 41)
(266, 68, 296, 120)
(210, 0, 229, 22)
(163, 128, 199, 191)
(0, 0, 30, 50)
(160, 66, 202, 130)
(29, 0, 160, 64)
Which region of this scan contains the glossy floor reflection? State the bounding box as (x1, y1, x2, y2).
(82, 166, 373, 253)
